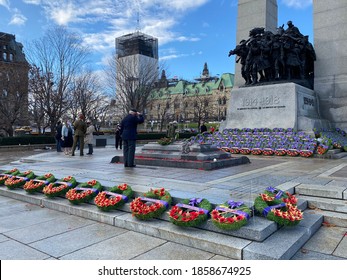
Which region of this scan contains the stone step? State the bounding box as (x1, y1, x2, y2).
(243, 211, 323, 259)
(315, 150, 347, 159)
(304, 209, 347, 228)
(0, 187, 322, 260)
(299, 195, 347, 214)
(295, 183, 347, 200)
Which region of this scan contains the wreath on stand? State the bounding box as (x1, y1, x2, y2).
(254, 187, 303, 226)
(168, 198, 212, 227)
(66, 179, 103, 205)
(94, 183, 133, 211)
(211, 200, 252, 231)
(130, 188, 172, 220)
(43, 176, 77, 198)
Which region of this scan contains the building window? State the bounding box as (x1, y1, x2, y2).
(3, 53, 6, 60)
(9, 54, 13, 61)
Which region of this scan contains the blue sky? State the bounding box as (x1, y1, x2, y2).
(1, 0, 313, 81)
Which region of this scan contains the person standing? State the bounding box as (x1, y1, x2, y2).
(71, 114, 87, 156)
(61, 120, 74, 155)
(200, 122, 207, 133)
(55, 120, 63, 152)
(120, 109, 144, 167)
(85, 121, 95, 155)
(115, 123, 122, 150)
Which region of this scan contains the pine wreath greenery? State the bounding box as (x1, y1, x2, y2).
(35, 173, 56, 183)
(211, 200, 252, 231)
(169, 198, 212, 227)
(254, 187, 303, 226)
(94, 183, 133, 211)
(130, 188, 172, 220)
(17, 170, 36, 179)
(4, 168, 20, 175)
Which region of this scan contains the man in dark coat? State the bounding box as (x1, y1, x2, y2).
(120, 109, 144, 167)
(71, 114, 87, 156)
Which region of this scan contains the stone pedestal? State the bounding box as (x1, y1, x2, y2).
(220, 83, 330, 132)
(110, 142, 250, 170)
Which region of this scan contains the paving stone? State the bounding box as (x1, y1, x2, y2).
(291, 250, 346, 260)
(114, 213, 251, 259)
(333, 234, 347, 258)
(133, 241, 215, 260)
(5, 215, 95, 244)
(302, 226, 347, 255)
(0, 234, 9, 243)
(0, 240, 50, 260)
(0, 205, 66, 233)
(60, 231, 166, 260)
(30, 223, 128, 258)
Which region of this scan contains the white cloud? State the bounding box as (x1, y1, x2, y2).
(281, 0, 312, 9)
(9, 9, 27, 26)
(22, 0, 42, 4)
(0, 0, 10, 9)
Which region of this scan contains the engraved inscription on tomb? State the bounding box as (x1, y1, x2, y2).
(238, 95, 285, 110)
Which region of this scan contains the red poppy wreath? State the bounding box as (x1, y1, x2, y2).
(130, 188, 172, 220)
(94, 183, 133, 211)
(169, 198, 212, 227)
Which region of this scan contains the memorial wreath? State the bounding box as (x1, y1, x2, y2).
(43, 176, 77, 198)
(211, 200, 252, 231)
(23, 179, 47, 194)
(17, 170, 36, 179)
(254, 187, 303, 226)
(4, 176, 28, 189)
(130, 188, 172, 220)
(4, 168, 20, 176)
(35, 173, 56, 183)
(168, 198, 212, 227)
(94, 183, 133, 211)
(65, 179, 103, 205)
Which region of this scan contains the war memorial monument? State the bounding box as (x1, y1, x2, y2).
(221, 0, 347, 133)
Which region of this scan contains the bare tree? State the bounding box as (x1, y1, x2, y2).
(68, 70, 111, 132)
(27, 26, 89, 134)
(155, 93, 177, 132)
(191, 93, 216, 129)
(104, 52, 163, 118)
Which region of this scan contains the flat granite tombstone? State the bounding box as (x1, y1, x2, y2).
(110, 141, 250, 170)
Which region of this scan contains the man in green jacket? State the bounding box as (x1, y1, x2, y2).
(71, 114, 87, 156)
